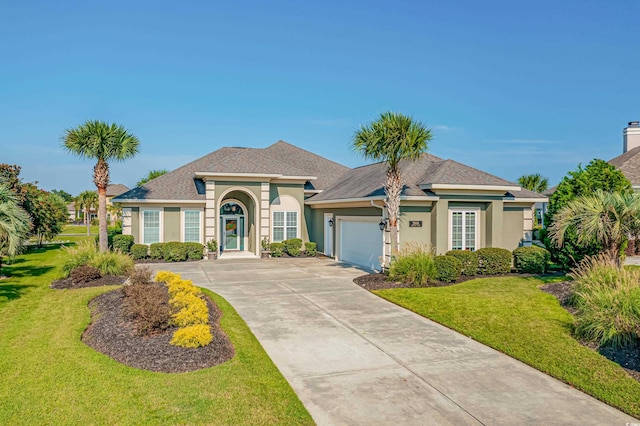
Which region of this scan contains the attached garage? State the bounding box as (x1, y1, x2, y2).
(337, 217, 383, 270)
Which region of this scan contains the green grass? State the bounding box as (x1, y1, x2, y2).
(61, 225, 99, 235)
(0, 241, 312, 425)
(375, 276, 640, 418)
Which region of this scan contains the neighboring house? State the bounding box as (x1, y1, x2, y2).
(608, 121, 640, 189)
(106, 183, 130, 224)
(67, 201, 96, 223)
(113, 140, 546, 270)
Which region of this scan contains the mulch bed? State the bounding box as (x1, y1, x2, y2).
(82, 288, 235, 373)
(50, 275, 127, 289)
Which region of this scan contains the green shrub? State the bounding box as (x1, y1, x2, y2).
(445, 250, 479, 276)
(270, 242, 284, 257)
(150, 243, 166, 260)
(184, 242, 204, 260)
(283, 238, 303, 257)
(388, 243, 436, 287)
(569, 253, 640, 347)
(89, 250, 134, 276)
(513, 246, 550, 274)
(112, 235, 135, 253)
(131, 244, 148, 260)
(61, 240, 98, 278)
(434, 255, 462, 283)
(94, 226, 122, 248)
(162, 242, 187, 262)
(476, 247, 512, 275)
(305, 241, 317, 257)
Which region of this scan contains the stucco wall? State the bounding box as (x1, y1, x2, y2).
(502, 207, 526, 251)
(398, 206, 432, 249)
(164, 207, 180, 242)
(130, 207, 139, 243)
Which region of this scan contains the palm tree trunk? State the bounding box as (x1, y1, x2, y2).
(85, 208, 90, 236)
(94, 159, 110, 252)
(385, 166, 402, 258)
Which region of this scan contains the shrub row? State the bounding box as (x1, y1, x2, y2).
(269, 239, 317, 257)
(155, 271, 212, 348)
(131, 242, 204, 262)
(389, 245, 551, 287)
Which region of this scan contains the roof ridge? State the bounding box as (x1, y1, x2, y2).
(265, 140, 350, 170)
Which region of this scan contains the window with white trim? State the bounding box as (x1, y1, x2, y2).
(450, 210, 477, 251)
(183, 210, 201, 243)
(142, 209, 161, 245)
(272, 211, 298, 242)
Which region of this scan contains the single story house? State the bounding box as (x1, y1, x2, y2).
(113, 141, 546, 270)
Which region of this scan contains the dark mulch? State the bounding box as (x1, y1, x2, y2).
(82, 288, 235, 373)
(540, 281, 640, 382)
(50, 275, 127, 289)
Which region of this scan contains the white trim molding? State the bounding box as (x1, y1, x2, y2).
(180, 207, 204, 244)
(448, 208, 480, 252)
(141, 208, 163, 245)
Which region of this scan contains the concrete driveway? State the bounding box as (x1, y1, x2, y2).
(148, 257, 636, 425)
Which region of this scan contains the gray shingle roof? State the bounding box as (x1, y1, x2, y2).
(609, 146, 640, 186)
(114, 141, 349, 201)
(106, 183, 129, 197)
(309, 153, 544, 202)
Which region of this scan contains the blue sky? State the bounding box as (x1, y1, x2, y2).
(1, 1, 639, 195)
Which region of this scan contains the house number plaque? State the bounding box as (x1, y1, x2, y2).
(409, 221, 422, 227)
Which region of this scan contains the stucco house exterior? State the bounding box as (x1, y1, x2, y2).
(113, 141, 546, 270)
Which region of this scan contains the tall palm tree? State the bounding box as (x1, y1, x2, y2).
(548, 190, 640, 264)
(76, 190, 98, 235)
(0, 184, 31, 275)
(63, 121, 139, 251)
(517, 173, 549, 193)
(353, 112, 432, 260)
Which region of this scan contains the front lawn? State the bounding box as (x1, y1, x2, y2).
(0, 242, 312, 425)
(61, 224, 99, 235)
(375, 276, 640, 418)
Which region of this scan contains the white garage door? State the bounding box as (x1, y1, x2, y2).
(339, 219, 383, 270)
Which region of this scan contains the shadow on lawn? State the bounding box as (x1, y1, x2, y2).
(0, 282, 36, 303)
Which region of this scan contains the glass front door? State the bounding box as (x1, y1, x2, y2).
(224, 218, 238, 250)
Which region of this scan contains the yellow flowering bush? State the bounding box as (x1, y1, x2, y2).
(154, 270, 181, 284)
(170, 324, 213, 348)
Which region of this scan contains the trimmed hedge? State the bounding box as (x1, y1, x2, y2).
(435, 255, 462, 283)
(283, 238, 303, 257)
(445, 250, 479, 276)
(112, 234, 134, 253)
(270, 242, 284, 257)
(305, 241, 317, 257)
(150, 243, 165, 260)
(162, 242, 188, 262)
(131, 244, 148, 260)
(476, 247, 512, 275)
(513, 245, 550, 274)
(184, 242, 205, 260)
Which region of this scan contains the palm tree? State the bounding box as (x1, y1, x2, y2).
(137, 169, 168, 186)
(76, 190, 98, 235)
(0, 184, 31, 275)
(517, 173, 549, 193)
(548, 190, 640, 264)
(353, 112, 432, 260)
(63, 121, 139, 251)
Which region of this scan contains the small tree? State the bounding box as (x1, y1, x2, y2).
(517, 173, 549, 193)
(353, 112, 432, 260)
(549, 190, 640, 265)
(137, 169, 168, 186)
(63, 120, 140, 252)
(544, 159, 632, 269)
(22, 186, 68, 246)
(0, 185, 31, 275)
(50, 189, 74, 203)
(76, 190, 98, 235)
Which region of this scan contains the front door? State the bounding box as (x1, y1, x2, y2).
(224, 218, 239, 250)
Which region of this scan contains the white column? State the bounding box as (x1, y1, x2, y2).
(205, 181, 216, 243)
(260, 182, 270, 244)
(122, 208, 132, 236)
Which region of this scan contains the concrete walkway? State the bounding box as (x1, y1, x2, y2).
(148, 258, 636, 425)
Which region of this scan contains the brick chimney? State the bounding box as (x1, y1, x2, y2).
(624, 121, 640, 153)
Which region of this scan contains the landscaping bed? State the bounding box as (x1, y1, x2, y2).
(50, 275, 126, 289)
(540, 281, 640, 383)
(83, 287, 234, 373)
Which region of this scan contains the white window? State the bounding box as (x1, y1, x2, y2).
(142, 209, 161, 245)
(450, 210, 477, 251)
(272, 211, 298, 242)
(183, 210, 201, 243)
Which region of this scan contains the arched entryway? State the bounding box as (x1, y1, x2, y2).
(217, 189, 258, 255)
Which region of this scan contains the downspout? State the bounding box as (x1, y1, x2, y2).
(371, 200, 389, 270)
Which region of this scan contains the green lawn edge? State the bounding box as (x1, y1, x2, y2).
(374, 276, 640, 418)
(0, 243, 313, 425)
